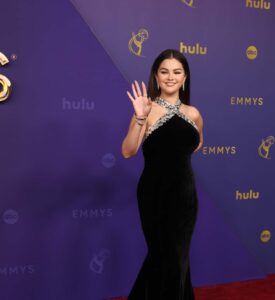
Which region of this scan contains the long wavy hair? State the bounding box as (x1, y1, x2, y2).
(147, 49, 191, 105)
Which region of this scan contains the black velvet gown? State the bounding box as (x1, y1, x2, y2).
(128, 97, 200, 300)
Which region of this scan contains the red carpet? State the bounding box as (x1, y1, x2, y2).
(105, 274, 275, 300)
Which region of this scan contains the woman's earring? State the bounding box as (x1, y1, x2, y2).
(182, 83, 185, 91)
(156, 81, 159, 90)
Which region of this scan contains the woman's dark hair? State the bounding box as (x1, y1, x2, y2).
(147, 49, 191, 105)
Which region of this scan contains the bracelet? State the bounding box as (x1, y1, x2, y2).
(134, 112, 148, 119)
(136, 116, 147, 121)
(135, 119, 146, 126)
(137, 122, 144, 126)
(134, 112, 148, 126)
(135, 117, 146, 126)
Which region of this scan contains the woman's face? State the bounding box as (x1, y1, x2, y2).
(155, 58, 186, 97)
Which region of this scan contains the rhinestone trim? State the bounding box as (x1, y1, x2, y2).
(142, 97, 199, 143)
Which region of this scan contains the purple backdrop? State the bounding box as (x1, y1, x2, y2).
(1, 0, 274, 299)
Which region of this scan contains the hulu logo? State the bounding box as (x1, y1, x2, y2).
(180, 42, 207, 55)
(62, 97, 95, 111)
(236, 189, 260, 200)
(246, 0, 271, 10)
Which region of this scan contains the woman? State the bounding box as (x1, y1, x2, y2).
(121, 49, 204, 299)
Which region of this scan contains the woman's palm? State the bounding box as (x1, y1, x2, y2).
(127, 80, 152, 117)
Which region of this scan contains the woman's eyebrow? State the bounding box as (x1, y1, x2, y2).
(159, 68, 183, 71)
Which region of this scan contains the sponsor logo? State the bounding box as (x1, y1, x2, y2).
(128, 29, 149, 57)
(246, 46, 258, 60)
(0, 265, 35, 276)
(0, 52, 12, 102)
(246, 0, 271, 10)
(258, 136, 274, 159)
(62, 97, 95, 111)
(230, 96, 263, 106)
(102, 153, 116, 168)
(260, 230, 271, 242)
(181, 0, 197, 8)
(89, 249, 111, 274)
(202, 146, 236, 155)
(235, 189, 259, 200)
(2, 209, 19, 224)
(180, 42, 207, 55)
(72, 208, 113, 219)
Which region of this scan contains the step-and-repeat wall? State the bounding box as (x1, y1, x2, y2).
(1, 0, 274, 299)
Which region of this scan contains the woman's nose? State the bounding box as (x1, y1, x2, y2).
(167, 72, 174, 79)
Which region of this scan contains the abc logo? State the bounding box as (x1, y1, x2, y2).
(246, 46, 258, 60)
(3, 209, 19, 224)
(260, 230, 271, 243)
(102, 153, 116, 168)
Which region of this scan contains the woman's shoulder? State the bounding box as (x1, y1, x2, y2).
(188, 104, 200, 114)
(184, 104, 203, 122)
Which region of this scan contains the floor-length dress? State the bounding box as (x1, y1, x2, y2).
(128, 97, 200, 300)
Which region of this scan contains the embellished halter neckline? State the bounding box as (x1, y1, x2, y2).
(142, 97, 199, 143)
(155, 97, 182, 110)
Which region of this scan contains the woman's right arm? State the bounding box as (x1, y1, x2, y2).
(121, 80, 152, 159)
(121, 113, 147, 158)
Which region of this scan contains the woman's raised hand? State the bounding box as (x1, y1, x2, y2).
(127, 80, 152, 117)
